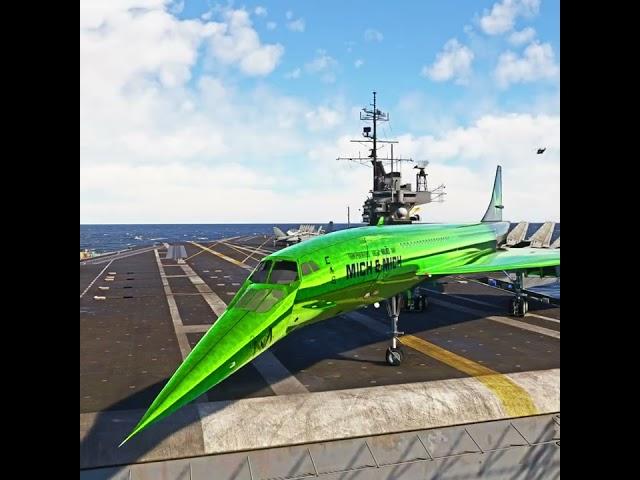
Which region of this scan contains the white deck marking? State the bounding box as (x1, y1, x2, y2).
(179, 263, 227, 317)
(428, 297, 560, 339)
(80, 259, 114, 299)
(251, 351, 309, 395)
(525, 312, 560, 324)
(81, 245, 158, 265)
(181, 325, 212, 333)
(153, 249, 192, 360)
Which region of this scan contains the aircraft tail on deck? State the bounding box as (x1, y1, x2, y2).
(481, 166, 504, 223)
(273, 226, 286, 238)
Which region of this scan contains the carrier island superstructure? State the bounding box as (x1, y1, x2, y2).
(337, 91, 446, 226)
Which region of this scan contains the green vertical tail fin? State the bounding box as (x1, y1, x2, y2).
(481, 166, 504, 222)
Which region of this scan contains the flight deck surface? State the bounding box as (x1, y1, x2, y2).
(80, 236, 559, 478)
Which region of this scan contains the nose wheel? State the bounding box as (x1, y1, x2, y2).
(386, 347, 404, 366)
(384, 294, 406, 366)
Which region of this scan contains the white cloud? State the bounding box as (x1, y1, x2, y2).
(169, 0, 184, 14)
(254, 6, 267, 17)
(286, 10, 294, 20)
(422, 39, 474, 84)
(364, 28, 383, 42)
(305, 106, 343, 131)
(495, 41, 559, 88)
(354, 59, 364, 68)
(80, 1, 558, 224)
(287, 18, 305, 32)
(305, 49, 339, 83)
(266, 21, 277, 30)
(207, 9, 284, 76)
(509, 27, 536, 45)
(285, 68, 301, 79)
(389, 113, 560, 222)
(480, 0, 540, 35)
(80, 2, 366, 223)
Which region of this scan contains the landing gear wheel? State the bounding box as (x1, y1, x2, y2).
(510, 297, 528, 317)
(386, 347, 404, 366)
(419, 295, 428, 311)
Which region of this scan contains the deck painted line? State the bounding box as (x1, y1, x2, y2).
(428, 297, 560, 339)
(153, 249, 191, 360)
(526, 312, 560, 324)
(80, 259, 114, 299)
(179, 263, 228, 318)
(169, 292, 208, 296)
(345, 311, 538, 417)
(241, 237, 273, 264)
(399, 335, 538, 417)
(197, 368, 559, 455)
(80, 246, 158, 265)
(252, 351, 309, 395)
(180, 325, 212, 333)
(223, 240, 273, 257)
(184, 236, 242, 262)
(423, 287, 559, 324)
(190, 241, 253, 271)
(219, 241, 266, 261)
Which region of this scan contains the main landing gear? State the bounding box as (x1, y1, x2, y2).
(401, 288, 428, 313)
(509, 271, 529, 317)
(385, 294, 405, 366)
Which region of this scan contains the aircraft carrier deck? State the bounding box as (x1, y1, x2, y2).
(80, 235, 560, 479)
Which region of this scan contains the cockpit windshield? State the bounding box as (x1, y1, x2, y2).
(268, 261, 299, 284)
(249, 259, 299, 285)
(235, 287, 284, 312)
(250, 260, 272, 283)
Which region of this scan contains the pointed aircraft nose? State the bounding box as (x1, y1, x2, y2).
(121, 284, 293, 445)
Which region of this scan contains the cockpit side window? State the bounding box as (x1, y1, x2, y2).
(301, 261, 320, 276)
(250, 260, 272, 283)
(269, 261, 299, 284)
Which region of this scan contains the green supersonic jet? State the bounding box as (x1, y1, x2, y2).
(123, 165, 560, 444)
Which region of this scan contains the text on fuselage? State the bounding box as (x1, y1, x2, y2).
(346, 256, 402, 279)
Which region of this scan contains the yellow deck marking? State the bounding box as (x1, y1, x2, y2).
(221, 240, 273, 257)
(190, 241, 253, 271)
(241, 237, 273, 263)
(399, 334, 538, 417)
(184, 236, 241, 261)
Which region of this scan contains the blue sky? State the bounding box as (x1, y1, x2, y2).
(80, 0, 559, 223)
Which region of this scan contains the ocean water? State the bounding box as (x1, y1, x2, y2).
(80, 223, 355, 253)
(80, 222, 559, 254)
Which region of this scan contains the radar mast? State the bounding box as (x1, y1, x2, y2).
(337, 92, 446, 225)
